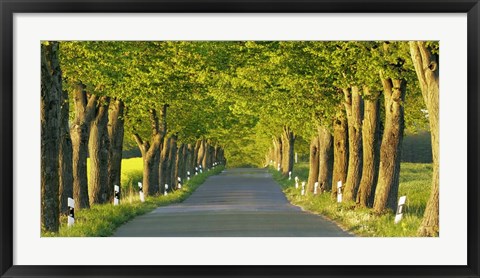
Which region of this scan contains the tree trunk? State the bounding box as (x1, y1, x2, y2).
(160, 136, 169, 188)
(410, 41, 439, 236)
(281, 126, 295, 176)
(273, 137, 283, 171)
(180, 144, 188, 178)
(193, 140, 202, 171)
(107, 98, 125, 202)
(134, 105, 166, 197)
(208, 145, 215, 169)
(186, 143, 195, 176)
(343, 86, 364, 202)
(197, 139, 206, 169)
(169, 135, 178, 191)
(306, 135, 320, 193)
(41, 42, 61, 232)
(201, 141, 208, 170)
(58, 86, 73, 215)
(373, 77, 406, 213)
(71, 84, 97, 210)
(332, 112, 348, 198)
(318, 126, 333, 193)
(89, 96, 111, 205)
(356, 88, 381, 207)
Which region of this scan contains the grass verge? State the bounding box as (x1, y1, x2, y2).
(271, 162, 433, 237)
(43, 164, 225, 237)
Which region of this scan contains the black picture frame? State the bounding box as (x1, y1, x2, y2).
(1, 0, 479, 277)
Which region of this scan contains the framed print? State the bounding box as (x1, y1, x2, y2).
(1, 0, 479, 277)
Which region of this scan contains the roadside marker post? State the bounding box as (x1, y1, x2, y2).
(314, 182, 319, 195)
(164, 184, 169, 196)
(301, 181, 306, 196)
(295, 176, 299, 189)
(195, 167, 198, 175)
(199, 165, 203, 173)
(337, 181, 343, 203)
(394, 196, 407, 224)
(178, 177, 182, 189)
(67, 198, 75, 227)
(277, 163, 281, 171)
(138, 182, 145, 202)
(289, 171, 292, 180)
(187, 171, 191, 180)
(114, 185, 120, 206)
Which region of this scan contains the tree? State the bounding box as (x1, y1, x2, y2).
(69, 84, 96, 209)
(317, 126, 333, 192)
(88, 96, 111, 204)
(410, 41, 439, 236)
(332, 110, 349, 198)
(58, 80, 73, 214)
(373, 42, 412, 213)
(133, 106, 166, 196)
(356, 87, 381, 207)
(41, 41, 61, 232)
(342, 86, 364, 202)
(108, 98, 125, 201)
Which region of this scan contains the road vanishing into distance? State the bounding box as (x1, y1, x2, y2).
(113, 168, 353, 237)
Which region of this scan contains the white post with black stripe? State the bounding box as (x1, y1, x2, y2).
(314, 182, 319, 195)
(394, 196, 407, 224)
(288, 171, 292, 180)
(138, 182, 145, 203)
(195, 167, 198, 175)
(114, 185, 120, 206)
(177, 177, 182, 189)
(337, 181, 343, 203)
(301, 181, 306, 196)
(164, 184, 168, 196)
(67, 197, 75, 227)
(199, 165, 203, 173)
(187, 171, 191, 180)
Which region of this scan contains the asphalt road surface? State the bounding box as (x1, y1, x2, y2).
(113, 168, 353, 237)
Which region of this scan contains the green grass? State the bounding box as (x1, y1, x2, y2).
(86, 157, 144, 194)
(271, 162, 433, 237)
(44, 162, 224, 237)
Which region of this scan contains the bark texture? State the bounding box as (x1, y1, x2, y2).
(193, 140, 202, 171)
(356, 88, 381, 207)
(410, 41, 439, 236)
(177, 144, 187, 181)
(88, 96, 111, 205)
(168, 135, 178, 191)
(306, 136, 320, 193)
(160, 136, 173, 192)
(343, 86, 364, 202)
(134, 105, 167, 196)
(273, 137, 283, 171)
(317, 126, 333, 193)
(41, 42, 61, 232)
(107, 99, 125, 202)
(373, 77, 406, 213)
(71, 84, 97, 210)
(281, 126, 295, 176)
(332, 112, 349, 198)
(186, 143, 195, 176)
(197, 139, 206, 169)
(58, 86, 73, 214)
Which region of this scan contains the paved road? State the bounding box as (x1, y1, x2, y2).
(113, 168, 352, 237)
